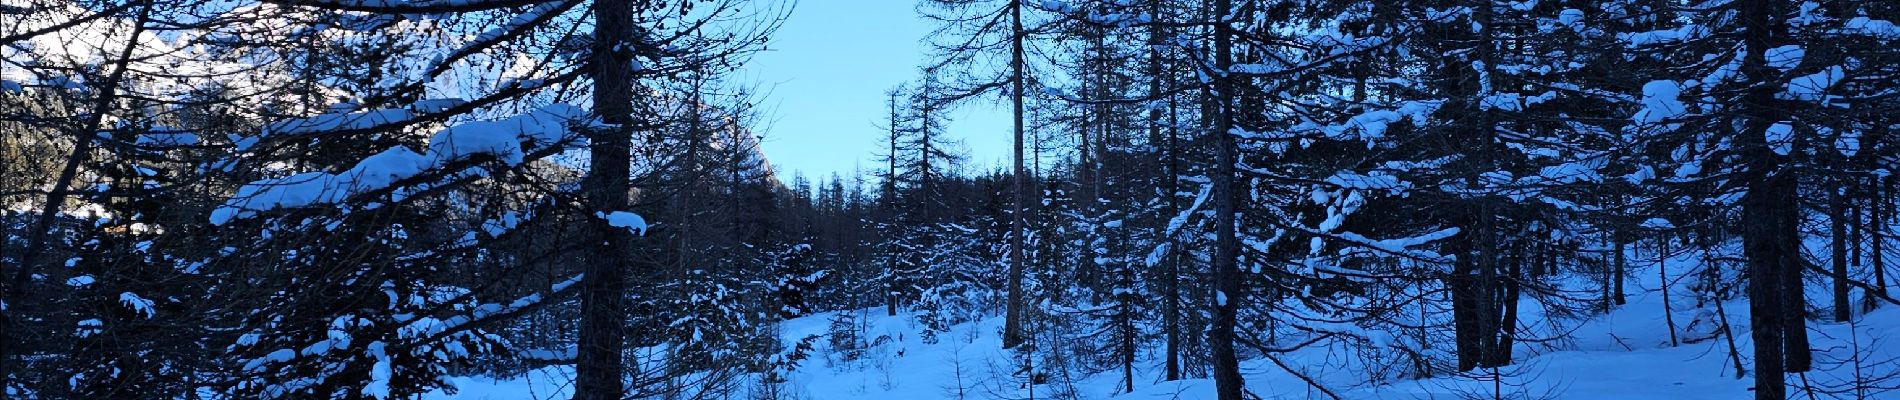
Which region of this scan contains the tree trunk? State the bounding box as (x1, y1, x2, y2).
(1871, 180, 1889, 311)
(1493, 248, 1522, 366)
(1781, 185, 1812, 372)
(1147, 0, 1182, 382)
(1615, 240, 1628, 306)
(1002, 0, 1030, 350)
(1209, 0, 1244, 397)
(1742, 174, 1790, 400)
(1735, 0, 1808, 396)
(1833, 187, 1852, 322)
(1473, 207, 1501, 368)
(1661, 235, 1679, 346)
(887, 91, 901, 317)
(1451, 237, 1480, 372)
(574, 0, 636, 397)
(1121, 303, 1136, 394)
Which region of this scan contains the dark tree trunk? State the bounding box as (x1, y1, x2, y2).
(1451, 237, 1481, 372)
(1002, 0, 1029, 350)
(1209, 0, 1244, 397)
(1834, 188, 1852, 322)
(887, 91, 901, 317)
(1875, 181, 1890, 310)
(574, 0, 636, 397)
(1151, 0, 1182, 381)
(1742, 173, 1791, 400)
(1493, 248, 1523, 366)
(1781, 186, 1812, 373)
(1661, 235, 1679, 346)
(1735, 1, 1808, 396)
(1615, 240, 1628, 306)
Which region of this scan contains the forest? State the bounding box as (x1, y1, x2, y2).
(2, 0, 1899, 399)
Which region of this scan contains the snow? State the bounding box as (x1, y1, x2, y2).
(433, 263, 1900, 400)
(397, 275, 581, 340)
(75, 319, 103, 338)
(1843, 17, 1900, 39)
(1535, 159, 1605, 184)
(211, 105, 585, 225)
(1324, 170, 1409, 193)
(1696, 48, 1745, 88)
(1041, 0, 1075, 14)
(1634, 80, 1687, 124)
(1311, 101, 1442, 142)
(1557, 8, 1584, 27)
(65, 275, 95, 287)
(265, 108, 419, 136)
(596, 211, 648, 235)
(1480, 91, 1555, 112)
(475, 1, 568, 43)
(1336, 227, 1459, 261)
(1765, 45, 1804, 70)
(366, 342, 394, 399)
(429, 121, 533, 166)
(118, 292, 156, 318)
(1781, 65, 1844, 101)
(1622, 24, 1708, 46)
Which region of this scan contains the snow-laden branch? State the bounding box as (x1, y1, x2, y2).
(211, 104, 588, 225)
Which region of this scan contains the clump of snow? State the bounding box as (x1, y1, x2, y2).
(1557, 9, 1584, 28)
(266, 108, 417, 136)
(596, 211, 649, 236)
(1781, 65, 1844, 101)
(1535, 158, 1605, 184)
(75, 319, 103, 338)
(1325, 170, 1410, 194)
(65, 275, 96, 287)
(364, 342, 393, 399)
(119, 292, 156, 318)
(1622, 24, 1708, 46)
(1765, 45, 1804, 70)
(1308, 100, 1442, 143)
(1634, 80, 1687, 124)
(1843, 17, 1900, 39)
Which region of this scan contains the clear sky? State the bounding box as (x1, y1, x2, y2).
(738, 0, 1012, 183)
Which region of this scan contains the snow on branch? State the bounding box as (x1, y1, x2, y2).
(211, 104, 587, 225)
(258, 99, 467, 140)
(596, 211, 649, 236)
(1332, 227, 1461, 263)
(1293, 100, 1442, 144)
(398, 273, 583, 340)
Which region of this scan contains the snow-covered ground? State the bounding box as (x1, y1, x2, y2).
(432, 249, 1900, 399)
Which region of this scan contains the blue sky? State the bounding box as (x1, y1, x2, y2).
(738, 0, 1012, 183)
